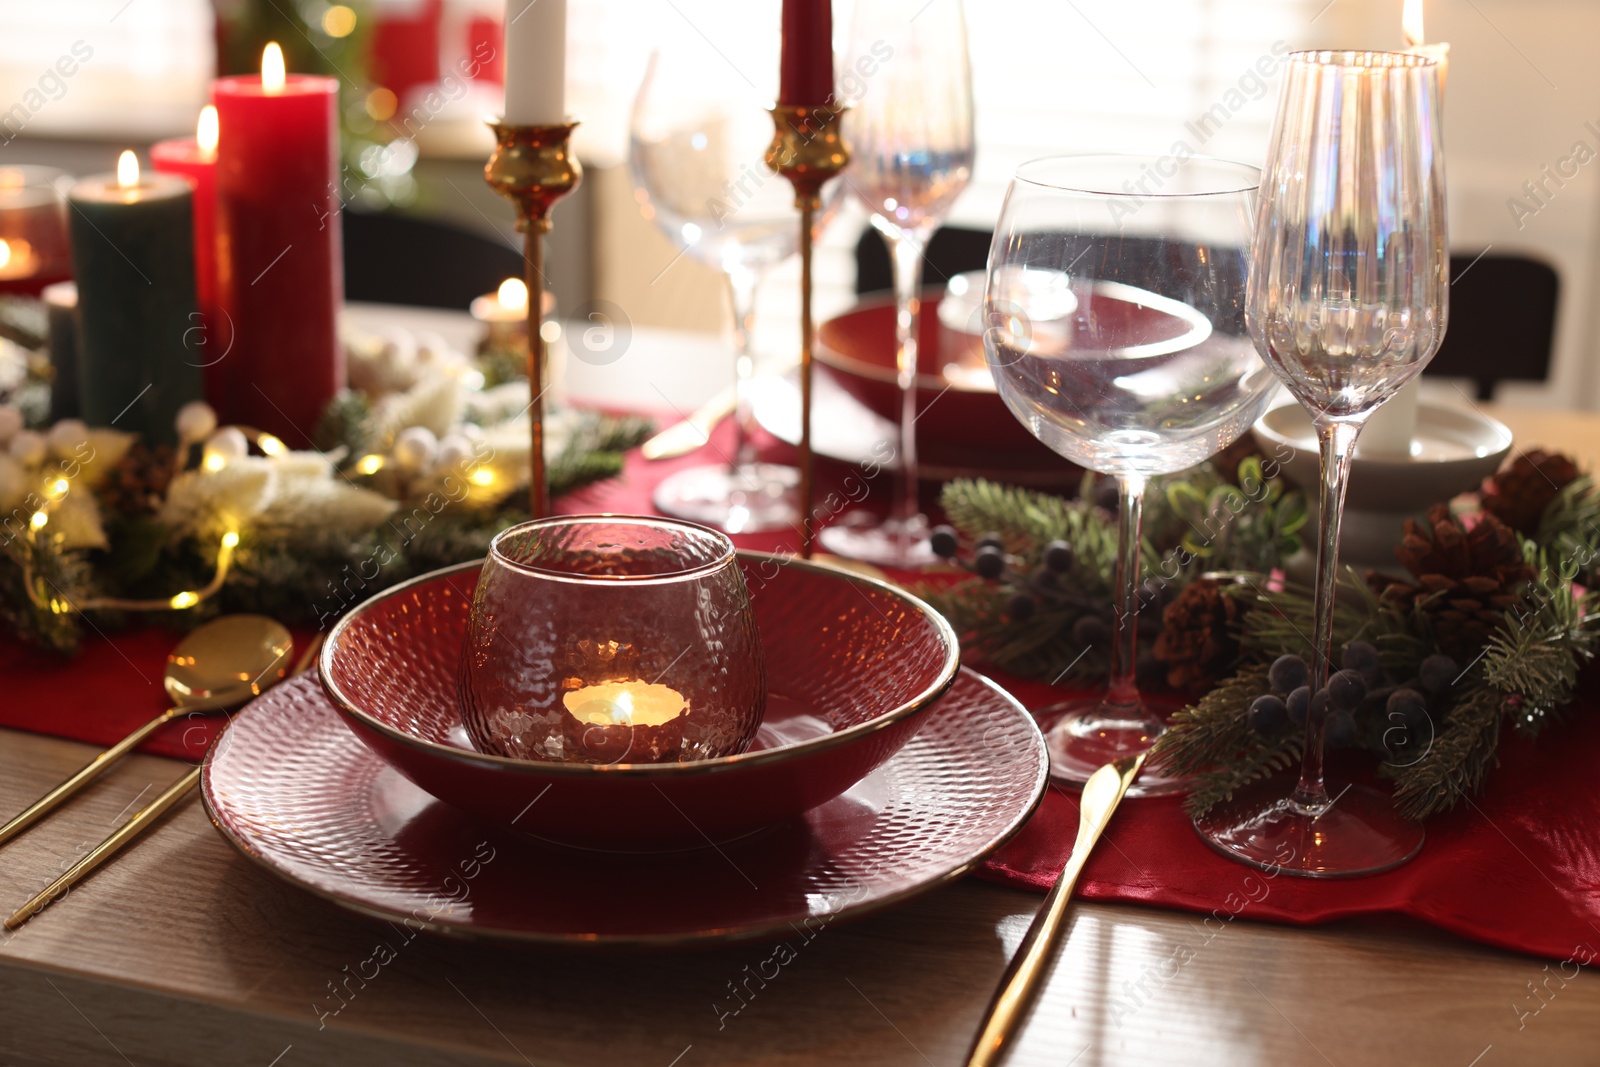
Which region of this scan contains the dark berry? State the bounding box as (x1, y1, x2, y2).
(1268, 654, 1309, 695)
(1250, 694, 1288, 734)
(1006, 593, 1036, 622)
(1072, 614, 1108, 645)
(929, 525, 960, 558)
(976, 532, 1005, 552)
(1139, 579, 1173, 612)
(1286, 685, 1311, 726)
(1341, 641, 1383, 684)
(1092, 478, 1119, 511)
(1385, 687, 1427, 719)
(1310, 688, 1329, 720)
(1029, 565, 1059, 591)
(1325, 710, 1358, 748)
(1418, 653, 1459, 695)
(1327, 668, 1368, 711)
(973, 546, 1006, 580)
(1043, 540, 1074, 573)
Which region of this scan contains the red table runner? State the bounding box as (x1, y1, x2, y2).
(3, 419, 1597, 963)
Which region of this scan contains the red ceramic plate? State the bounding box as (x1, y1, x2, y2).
(320, 554, 961, 848)
(202, 669, 1047, 946)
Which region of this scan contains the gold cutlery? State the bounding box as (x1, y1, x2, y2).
(964, 752, 1146, 1067)
(640, 386, 736, 460)
(3, 632, 321, 931)
(0, 615, 293, 850)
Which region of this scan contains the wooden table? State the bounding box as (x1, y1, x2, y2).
(2, 403, 1597, 1066)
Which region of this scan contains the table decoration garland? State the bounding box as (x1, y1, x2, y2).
(0, 302, 650, 654)
(925, 446, 1600, 821)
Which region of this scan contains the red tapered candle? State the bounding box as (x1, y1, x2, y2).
(779, 0, 834, 105)
(150, 105, 221, 391)
(212, 43, 343, 447)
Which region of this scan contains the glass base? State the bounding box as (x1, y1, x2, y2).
(1193, 777, 1425, 878)
(1037, 698, 1188, 798)
(817, 513, 936, 569)
(652, 463, 799, 534)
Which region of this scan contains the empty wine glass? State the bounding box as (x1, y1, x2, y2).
(1195, 51, 1446, 875)
(630, 24, 805, 534)
(817, 0, 974, 568)
(984, 154, 1277, 795)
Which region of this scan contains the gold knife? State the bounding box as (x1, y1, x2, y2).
(3, 635, 325, 931)
(641, 387, 736, 460)
(964, 751, 1146, 1067)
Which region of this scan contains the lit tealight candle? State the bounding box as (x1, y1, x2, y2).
(261, 42, 286, 95)
(561, 679, 690, 763)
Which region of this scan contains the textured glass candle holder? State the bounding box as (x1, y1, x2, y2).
(459, 516, 765, 765)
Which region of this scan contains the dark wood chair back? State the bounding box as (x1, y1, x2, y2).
(343, 209, 524, 310)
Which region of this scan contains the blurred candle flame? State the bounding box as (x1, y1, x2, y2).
(497, 277, 528, 313)
(116, 150, 139, 189)
(197, 105, 219, 160)
(262, 42, 286, 95)
(0, 241, 10, 270)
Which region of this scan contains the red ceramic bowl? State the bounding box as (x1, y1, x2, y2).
(319, 553, 961, 849)
(817, 292, 1070, 472)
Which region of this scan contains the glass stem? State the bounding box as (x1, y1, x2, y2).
(1290, 417, 1362, 817)
(1106, 472, 1147, 713)
(725, 266, 760, 471)
(885, 229, 927, 535)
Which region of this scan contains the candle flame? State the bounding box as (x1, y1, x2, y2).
(262, 42, 286, 95)
(497, 277, 528, 313)
(196, 105, 218, 159)
(116, 151, 139, 189)
(0, 241, 10, 270)
(1402, 0, 1425, 47)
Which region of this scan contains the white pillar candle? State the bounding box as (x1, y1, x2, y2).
(1360, 378, 1421, 458)
(503, 0, 567, 125)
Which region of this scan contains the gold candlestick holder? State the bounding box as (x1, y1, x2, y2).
(766, 103, 849, 558)
(484, 119, 582, 518)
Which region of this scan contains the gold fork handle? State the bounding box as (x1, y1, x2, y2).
(0, 706, 182, 850)
(5, 764, 201, 930)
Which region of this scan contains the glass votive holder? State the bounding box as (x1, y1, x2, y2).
(0, 165, 72, 294)
(458, 515, 766, 765)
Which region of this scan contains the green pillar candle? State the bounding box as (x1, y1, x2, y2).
(66, 155, 203, 445)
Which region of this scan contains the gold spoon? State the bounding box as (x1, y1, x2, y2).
(0, 614, 294, 851)
(964, 751, 1147, 1067)
(4, 633, 322, 931)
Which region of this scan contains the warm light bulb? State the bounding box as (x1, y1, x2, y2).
(497, 277, 528, 313)
(203, 452, 227, 472)
(29, 511, 47, 531)
(262, 42, 286, 94)
(256, 433, 286, 456)
(170, 591, 200, 610)
(221, 530, 240, 549)
(196, 105, 218, 160)
(116, 151, 140, 189)
(356, 454, 384, 475)
(470, 468, 494, 486)
(1402, 0, 1424, 46)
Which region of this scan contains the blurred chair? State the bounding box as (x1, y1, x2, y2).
(855, 226, 992, 296)
(343, 209, 524, 310)
(1427, 253, 1559, 401)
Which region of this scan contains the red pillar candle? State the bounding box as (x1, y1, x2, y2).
(212, 43, 343, 447)
(150, 105, 221, 390)
(779, 0, 834, 105)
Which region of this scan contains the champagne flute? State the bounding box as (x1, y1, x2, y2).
(1195, 50, 1447, 875)
(630, 27, 805, 534)
(984, 154, 1277, 795)
(817, 0, 974, 568)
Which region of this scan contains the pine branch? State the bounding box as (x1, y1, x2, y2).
(1149, 664, 1304, 816)
(1388, 683, 1504, 820)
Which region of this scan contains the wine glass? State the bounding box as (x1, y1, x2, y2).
(817, 0, 974, 568)
(983, 154, 1277, 796)
(630, 29, 805, 534)
(1195, 51, 1446, 875)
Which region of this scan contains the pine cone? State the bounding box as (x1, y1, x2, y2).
(1368, 504, 1534, 660)
(97, 443, 176, 518)
(1481, 448, 1580, 536)
(1153, 577, 1248, 691)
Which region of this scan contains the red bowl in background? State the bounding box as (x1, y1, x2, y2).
(817, 292, 1073, 476)
(319, 554, 961, 849)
